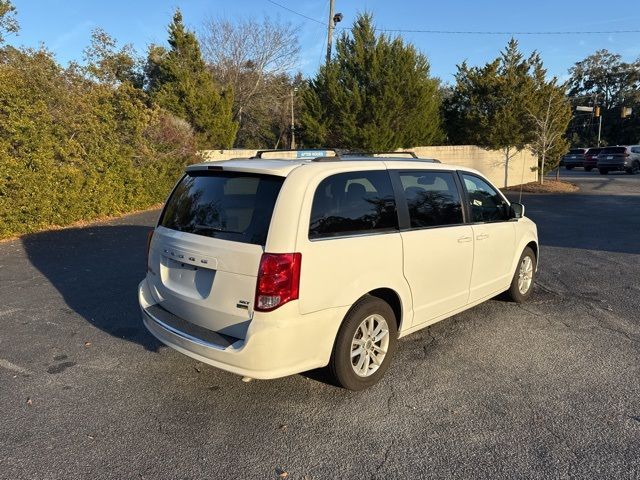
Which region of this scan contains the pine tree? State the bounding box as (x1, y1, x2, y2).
(300, 13, 443, 150)
(146, 10, 237, 149)
(444, 39, 540, 186)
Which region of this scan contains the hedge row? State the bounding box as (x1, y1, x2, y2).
(0, 47, 197, 239)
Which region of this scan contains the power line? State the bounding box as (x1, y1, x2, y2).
(265, 0, 325, 26)
(366, 28, 640, 36)
(265, 0, 640, 36)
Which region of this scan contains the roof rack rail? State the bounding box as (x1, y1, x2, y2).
(249, 148, 440, 163)
(342, 150, 419, 158)
(311, 151, 441, 163)
(251, 148, 342, 159)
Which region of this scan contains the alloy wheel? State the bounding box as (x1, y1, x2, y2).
(518, 256, 534, 295)
(350, 314, 390, 377)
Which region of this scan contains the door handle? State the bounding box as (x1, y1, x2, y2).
(476, 233, 489, 240)
(457, 236, 472, 243)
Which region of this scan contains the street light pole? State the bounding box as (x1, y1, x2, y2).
(597, 115, 602, 147)
(594, 92, 602, 147)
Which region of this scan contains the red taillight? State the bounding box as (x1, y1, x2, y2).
(254, 253, 302, 312)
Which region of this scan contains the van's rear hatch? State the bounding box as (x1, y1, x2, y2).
(146, 170, 284, 339)
(598, 146, 628, 163)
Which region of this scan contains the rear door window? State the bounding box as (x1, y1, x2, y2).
(159, 171, 284, 245)
(398, 171, 463, 228)
(309, 171, 398, 239)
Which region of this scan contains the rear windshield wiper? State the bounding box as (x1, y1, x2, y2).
(192, 224, 243, 234)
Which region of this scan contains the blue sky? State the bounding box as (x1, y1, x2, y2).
(9, 0, 640, 84)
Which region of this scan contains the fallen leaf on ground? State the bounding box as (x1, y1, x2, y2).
(84, 342, 92, 347)
(26, 397, 33, 406)
(279, 424, 287, 432)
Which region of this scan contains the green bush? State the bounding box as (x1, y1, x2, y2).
(0, 47, 197, 239)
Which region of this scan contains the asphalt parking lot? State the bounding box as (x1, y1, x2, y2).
(1, 169, 639, 479)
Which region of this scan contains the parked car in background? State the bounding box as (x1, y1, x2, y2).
(139, 151, 538, 390)
(597, 146, 640, 175)
(583, 147, 602, 172)
(562, 148, 588, 170)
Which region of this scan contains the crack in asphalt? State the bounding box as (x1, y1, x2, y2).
(386, 382, 396, 416)
(590, 322, 640, 346)
(513, 380, 581, 463)
(585, 306, 640, 346)
(515, 297, 572, 329)
(371, 438, 395, 480)
(537, 420, 580, 461)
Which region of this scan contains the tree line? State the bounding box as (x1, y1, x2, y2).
(1, 1, 639, 236)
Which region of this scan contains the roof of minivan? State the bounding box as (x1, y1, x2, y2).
(187, 156, 478, 177)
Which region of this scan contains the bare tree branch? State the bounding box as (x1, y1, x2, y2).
(199, 16, 300, 119)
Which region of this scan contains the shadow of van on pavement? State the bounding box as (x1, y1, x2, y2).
(22, 218, 162, 351)
(506, 192, 640, 255)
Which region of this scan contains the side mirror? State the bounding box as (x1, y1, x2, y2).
(510, 202, 525, 219)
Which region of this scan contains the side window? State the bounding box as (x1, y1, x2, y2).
(309, 171, 398, 239)
(461, 174, 509, 223)
(398, 171, 463, 228)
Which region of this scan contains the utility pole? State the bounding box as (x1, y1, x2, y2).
(325, 1, 342, 64)
(326, 0, 335, 65)
(290, 87, 297, 149)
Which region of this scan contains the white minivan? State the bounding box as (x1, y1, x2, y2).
(139, 152, 538, 390)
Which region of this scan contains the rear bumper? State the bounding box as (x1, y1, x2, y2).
(562, 158, 584, 167)
(139, 279, 347, 379)
(597, 161, 626, 171)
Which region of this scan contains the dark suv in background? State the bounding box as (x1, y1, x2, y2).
(583, 147, 602, 172)
(562, 148, 587, 170)
(597, 146, 640, 175)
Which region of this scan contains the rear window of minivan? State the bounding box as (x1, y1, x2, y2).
(568, 149, 587, 154)
(159, 171, 284, 245)
(600, 147, 627, 154)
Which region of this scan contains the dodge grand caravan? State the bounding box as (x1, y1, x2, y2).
(139, 153, 538, 390)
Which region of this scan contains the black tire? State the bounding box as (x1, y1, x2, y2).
(585, 167, 593, 172)
(565, 166, 574, 170)
(329, 295, 398, 391)
(631, 161, 640, 174)
(506, 247, 536, 303)
(599, 168, 609, 175)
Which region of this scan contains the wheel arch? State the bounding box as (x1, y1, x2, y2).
(367, 288, 403, 334)
(526, 240, 539, 268)
(339, 287, 407, 339)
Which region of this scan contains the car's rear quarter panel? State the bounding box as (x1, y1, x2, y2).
(277, 164, 413, 335)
